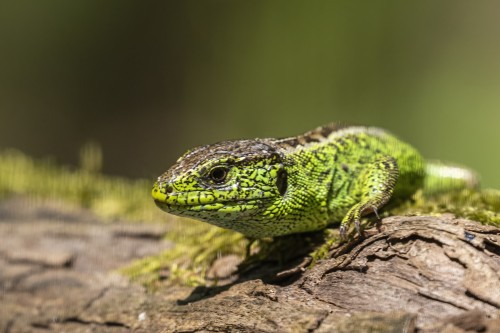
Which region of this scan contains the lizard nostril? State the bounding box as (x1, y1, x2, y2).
(165, 185, 174, 194)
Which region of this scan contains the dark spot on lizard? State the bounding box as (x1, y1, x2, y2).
(382, 161, 392, 170)
(285, 138, 300, 147)
(276, 170, 288, 196)
(320, 126, 334, 137)
(302, 135, 320, 144)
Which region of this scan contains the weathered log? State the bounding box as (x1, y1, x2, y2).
(153, 215, 500, 332)
(1, 215, 499, 332)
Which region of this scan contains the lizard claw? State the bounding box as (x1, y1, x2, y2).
(339, 224, 348, 240)
(354, 218, 365, 239)
(354, 218, 361, 234)
(339, 220, 364, 241)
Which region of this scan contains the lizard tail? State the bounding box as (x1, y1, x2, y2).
(423, 160, 480, 195)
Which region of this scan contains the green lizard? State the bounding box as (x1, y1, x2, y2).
(152, 124, 478, 239)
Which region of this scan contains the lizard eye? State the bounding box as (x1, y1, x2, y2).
(209, 166, 229, 183)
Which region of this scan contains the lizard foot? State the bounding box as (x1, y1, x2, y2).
(340, 202, 375, 240)
(340, 218, 364, 240)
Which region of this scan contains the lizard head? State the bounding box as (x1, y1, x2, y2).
(152, 139, 289, 237)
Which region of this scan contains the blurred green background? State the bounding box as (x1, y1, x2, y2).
(0, 1, 499, 188)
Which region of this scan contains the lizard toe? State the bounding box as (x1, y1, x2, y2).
(339, 224, 348, 240)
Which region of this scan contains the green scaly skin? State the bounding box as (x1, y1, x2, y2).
(152, 124, 478, 239)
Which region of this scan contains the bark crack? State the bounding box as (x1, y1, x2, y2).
(82, 286, 110, 313)
(63, 317, 130, 328)
(417, 290, 470, 311)
(464, 290, 500, 308)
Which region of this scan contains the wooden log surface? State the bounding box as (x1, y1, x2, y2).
(163, 214, 500, 333)
(1, 200, 499, 333)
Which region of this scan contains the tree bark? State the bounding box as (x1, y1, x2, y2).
(154, 215, 500, 333)
(1, 214, 499, 332)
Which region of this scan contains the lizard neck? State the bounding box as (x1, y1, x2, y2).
(268, 146, 335, 233)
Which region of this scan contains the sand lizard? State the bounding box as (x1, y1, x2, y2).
(152, 124, 477, 238)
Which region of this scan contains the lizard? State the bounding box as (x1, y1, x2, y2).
(152, 124, 478, 239)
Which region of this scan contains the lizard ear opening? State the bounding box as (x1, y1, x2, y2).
(276, 169, 288, 196)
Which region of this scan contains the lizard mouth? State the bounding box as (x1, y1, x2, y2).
(153, 198, 265, 213)
(152, 182, 276, 208)
(152, 190, 269, 206)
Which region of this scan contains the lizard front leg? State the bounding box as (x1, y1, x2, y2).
(339, 155, 399, 239)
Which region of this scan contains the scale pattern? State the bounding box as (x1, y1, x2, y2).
(152, 124, 476, 238)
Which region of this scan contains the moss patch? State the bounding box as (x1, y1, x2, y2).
(392, 188, 500, 227)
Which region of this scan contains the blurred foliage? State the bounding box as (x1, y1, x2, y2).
(0, 148, 149, 219)
(79, 141, 103, 174)
(0, 1, 499, 188)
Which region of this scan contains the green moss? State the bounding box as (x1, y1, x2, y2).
(121, 225, 246, 288)
(0, 148, 153, 221)
(391, 188, 500, 227)
(308, 229, 339, 266)
(1, 149, 498, 288)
